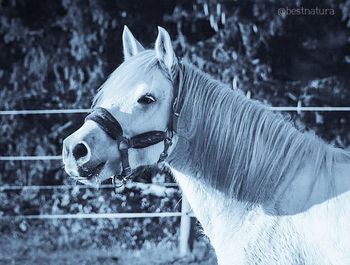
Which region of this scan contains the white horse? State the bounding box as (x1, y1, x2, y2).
(63, 26, 350, 265)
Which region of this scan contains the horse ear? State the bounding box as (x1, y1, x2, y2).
(155, 26, 178, 77)
(122, 25, 145, 60)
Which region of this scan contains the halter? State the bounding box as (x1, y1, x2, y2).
(84, 64, 184, 191)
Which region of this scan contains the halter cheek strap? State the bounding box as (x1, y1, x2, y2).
(169, 63, 184, 133)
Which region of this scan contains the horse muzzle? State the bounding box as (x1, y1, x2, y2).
(62, 121, 121, 183)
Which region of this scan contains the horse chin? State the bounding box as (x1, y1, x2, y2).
(68, 161, 115, 187)
(73, 177, 100, 188)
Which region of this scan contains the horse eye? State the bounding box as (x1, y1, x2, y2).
(137, 94, 156, 105)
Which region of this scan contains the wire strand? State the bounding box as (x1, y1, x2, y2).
(0, 212, 195, 220)
(0, 182, 179, 191)
(0, 109, 91, 115)
(0, 156, 62, 161)
(269, 106, 350, 111)
(1, 106, 350, 116)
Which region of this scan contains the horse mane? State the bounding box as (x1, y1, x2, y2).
(169, 62, 350, 203)
(92, 49, 350, 204)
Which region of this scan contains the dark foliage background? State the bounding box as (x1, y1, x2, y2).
(1, 0, 350, 263)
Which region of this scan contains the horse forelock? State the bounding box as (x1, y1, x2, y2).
(169, 62, 344, 204)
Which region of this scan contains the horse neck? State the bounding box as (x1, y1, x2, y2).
(169, 63, 347, 215)
(170, 167, 255, 246)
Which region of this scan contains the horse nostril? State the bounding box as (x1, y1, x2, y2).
(72, 142, 89, 160)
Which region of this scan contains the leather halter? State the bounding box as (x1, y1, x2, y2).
(84, 64, 184, 191)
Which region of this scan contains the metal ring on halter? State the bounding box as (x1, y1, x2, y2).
(112, 174, 129, 192)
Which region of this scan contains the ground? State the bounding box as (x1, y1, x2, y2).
(0, 235, 217, 265)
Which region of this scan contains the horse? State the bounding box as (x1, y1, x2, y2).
(62, 26, 350, 265)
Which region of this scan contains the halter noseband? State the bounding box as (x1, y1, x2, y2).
(84, 64, 183, 191)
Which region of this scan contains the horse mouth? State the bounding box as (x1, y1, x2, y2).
(79, 162, 106, 179)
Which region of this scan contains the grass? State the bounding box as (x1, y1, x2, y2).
(0, 234, 217, 265)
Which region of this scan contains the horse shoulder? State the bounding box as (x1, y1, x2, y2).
(171, 163, 350, 264)
(171, 168, 288, 264)
(289, 189, 350, 264)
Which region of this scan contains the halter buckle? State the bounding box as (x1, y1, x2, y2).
(158, 152, 168, 162)
(119, 138, 130, 150)
(112, 163, 132, 193)
(157, 135, 173, 163)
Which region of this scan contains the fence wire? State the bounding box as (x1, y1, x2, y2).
(0, 182, 179, 191)
(1, 106, 349, 221)
(0, 212, 190, 220)
(1, 106, 350, 115)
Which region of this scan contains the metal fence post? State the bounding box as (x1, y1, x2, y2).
(179, 194, 191, 257)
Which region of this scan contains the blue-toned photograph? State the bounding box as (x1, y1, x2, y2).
(1, 1, 350, 264)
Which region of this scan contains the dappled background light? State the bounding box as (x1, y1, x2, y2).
(1, 0, 350, 264)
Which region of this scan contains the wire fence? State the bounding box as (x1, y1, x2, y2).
(1, 105, 349, 256)
(0, 155, 62, 161)
(1, 105, 350, 116)
(0, 212, 192, 220)
(0, 109, 91, 115)
(0, 182, 179, 191)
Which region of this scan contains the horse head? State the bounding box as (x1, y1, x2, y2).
(62, 26, 179, 186)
